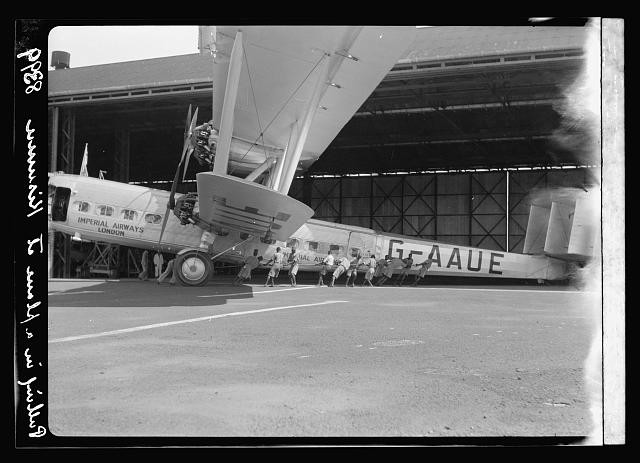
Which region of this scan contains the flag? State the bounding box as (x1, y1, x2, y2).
(79, 143, 89, 176)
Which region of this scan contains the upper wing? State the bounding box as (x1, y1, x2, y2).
(208, 26, 417, 174)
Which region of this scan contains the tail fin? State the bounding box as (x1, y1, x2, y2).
(523, 188, 597, 261)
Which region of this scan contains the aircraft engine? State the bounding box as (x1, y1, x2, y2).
(190, 121, 216, 168)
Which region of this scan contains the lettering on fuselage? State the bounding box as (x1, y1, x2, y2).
(76, 216, 144, 238)
(387, 239, 503, 275)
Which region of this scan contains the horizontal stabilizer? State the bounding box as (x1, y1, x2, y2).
(196, 172, 314, 241)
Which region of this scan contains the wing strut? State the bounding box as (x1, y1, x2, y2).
(209, 235, 255, 261)
(245, 157, 277, 183)
(268, 125, 294, 190)
(212, 30, 244, 176)
(277, 53, 331, 195)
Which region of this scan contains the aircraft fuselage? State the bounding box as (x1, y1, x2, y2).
(48, 174, 567, 281)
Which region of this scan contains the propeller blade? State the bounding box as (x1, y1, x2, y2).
(158, 107, 199, 246)
(189, 107, 199, 135)
(182, 147, 194, 182)
(158, 158, 183, 246)
(179, 107, 199, 181)
(184, 104, 192, 138)
(157, 209, 171, 246)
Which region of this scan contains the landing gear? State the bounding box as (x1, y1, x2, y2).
(174, 249, 212, 286)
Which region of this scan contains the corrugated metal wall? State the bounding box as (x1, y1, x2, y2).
(290, 168, 595, 253)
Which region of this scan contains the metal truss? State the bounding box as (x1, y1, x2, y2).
(470, 172, 507, 250)
(507, 171, 548, 252)
(83, 242, 120, 278)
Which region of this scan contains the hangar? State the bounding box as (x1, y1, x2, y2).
(48, 25, 597, 278)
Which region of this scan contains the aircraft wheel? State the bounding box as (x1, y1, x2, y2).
(174, 250, 212, 286)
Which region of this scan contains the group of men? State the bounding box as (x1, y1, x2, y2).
(233, 247, 433, 288)
(137, 250, 177, 284)
(138, 247, 433, 288)
(317, 251, 433, 288)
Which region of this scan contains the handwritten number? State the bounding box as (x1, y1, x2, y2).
(17, 48, 43, 94)
(25, 81, 42, 94)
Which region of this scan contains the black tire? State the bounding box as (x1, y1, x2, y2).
(174, 250, 212, 286)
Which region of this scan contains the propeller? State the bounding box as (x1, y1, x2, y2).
(158, 106, 199, 246)
(181, 106, 199, 182)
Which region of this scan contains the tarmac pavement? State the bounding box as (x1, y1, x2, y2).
(47, 276, 599, 440)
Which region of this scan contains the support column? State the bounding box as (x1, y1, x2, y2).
(50, 106, 59, 171)
(434, 175, 438, 240)
(400, 175, 405, 236)
(469, 173, 473, 246)
(114, 127, 131, 182)
(506, 170, 510, 252)
(49, 106, 59, 278)
(60, 109, 75, 174)
(338, 176, 343, 223)
(59, 108, 75, 277)
(302, 174, 312, 206)
(369, 175, 374, 230)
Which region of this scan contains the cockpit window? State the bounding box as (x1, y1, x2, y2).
(73, 201, 91, 213)
(121, 209, 138, 221)
(145, 213, 163, 224)
(50, 186, 70, 222)
(97, 205, 114, 216)
(286, 238, 300, 249)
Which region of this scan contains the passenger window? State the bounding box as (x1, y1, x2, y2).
(329, 244, 344, 256)
(145, 213, 163, 224)
(350, 247, 361, 257)
(306, 241, 319, 252)
(121, 209, 138, 221)
(316, 242, 328, 254)
(97, 205, 114, 216)
(73, 201, 91, 213)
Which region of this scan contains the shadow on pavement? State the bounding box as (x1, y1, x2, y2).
(47, 279, 255, 308)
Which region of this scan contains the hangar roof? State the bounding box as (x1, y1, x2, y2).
(48, 26, 588, 98)
(48, 53, 213, 97)
(50, 26, 591, 178)
(402, 26, 587, 63)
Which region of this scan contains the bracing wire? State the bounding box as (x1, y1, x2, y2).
(243, 46, 267, 158)
(228, 52, 328, 175)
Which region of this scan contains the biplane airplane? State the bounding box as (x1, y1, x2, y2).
(48, 26, 596, 286)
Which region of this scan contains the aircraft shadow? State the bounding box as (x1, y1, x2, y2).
(47, 279, 255, 308)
